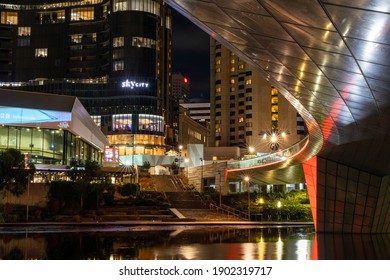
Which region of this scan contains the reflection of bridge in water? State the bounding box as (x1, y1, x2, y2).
(166, 0, 390, 234)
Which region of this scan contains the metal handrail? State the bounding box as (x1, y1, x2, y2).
(227, 135, 309, 170)
(209, 203, 249, 220)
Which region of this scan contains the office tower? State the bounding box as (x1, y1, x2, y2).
(0, 0, 173, 159)
(210, 39, 304, 152)
(172, 72, 190, 103)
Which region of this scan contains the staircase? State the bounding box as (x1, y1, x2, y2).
(153, 176, 233, 220)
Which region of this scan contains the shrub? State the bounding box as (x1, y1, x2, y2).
(118, 183, 139, 197)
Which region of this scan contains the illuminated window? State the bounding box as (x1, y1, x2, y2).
(216, 87, 222, 93)
(0, 11, 18, 25)
(113, 0, 128, 11)
(239, 117, 244, 123)
(272, 105, 278, 113)
(239, 64, 245, 70)
(230, 67, 235, 72)
(230, 87, 235, 92)
(138, 114, 164, 133)
(70, 34, 83, 43)
(71, 7, 94, 21)
(132, 37, 156, 49)
(113, 37, 124, 48)
(113, 0, 160, 15)
(246, 79, 252, 85)
(271, 96, 278, 104)
(216, 67, 221, 73)
(216, 59, 221, 65)
(230, 59, 235, 64)
(38, 10, 65, 24)
(18, 27, 31, 36)
(112, 114, 132, 131)
(272, 114, 279, 121)
(35, 48, 48, 58)
(113, 60, 124, 71)
(230, 79, 235, 84)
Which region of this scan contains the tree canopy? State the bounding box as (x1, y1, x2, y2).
(0, 149, 35, 197)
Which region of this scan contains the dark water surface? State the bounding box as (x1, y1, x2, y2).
(0, 225, 389, 260)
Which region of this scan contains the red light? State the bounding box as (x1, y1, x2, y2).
(183, 77, 189, 83)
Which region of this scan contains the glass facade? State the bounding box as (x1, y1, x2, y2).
(0, 126, 102, 165)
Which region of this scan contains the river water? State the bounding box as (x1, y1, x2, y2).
(0, 225, 389, 260)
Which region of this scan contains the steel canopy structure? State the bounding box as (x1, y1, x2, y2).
(166, 0, 390, 233)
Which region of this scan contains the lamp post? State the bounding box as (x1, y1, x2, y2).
(179, 145, 183, 169)
(244, 176, 250, 221)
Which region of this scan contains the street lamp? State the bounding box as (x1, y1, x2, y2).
(248, 146, 255, 154)
(277, 200, 282, 221)
(244, 176, 250, 221)
(179, 145, 183, 168)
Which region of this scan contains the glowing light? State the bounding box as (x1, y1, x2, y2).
(183, 77, 189, 83)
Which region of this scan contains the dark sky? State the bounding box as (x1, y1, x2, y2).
(171, 9, 210, 100)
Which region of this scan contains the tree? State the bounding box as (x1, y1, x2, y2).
(0, 149, 35, 198)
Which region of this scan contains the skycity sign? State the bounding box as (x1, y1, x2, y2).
(122, 79, 149, 89)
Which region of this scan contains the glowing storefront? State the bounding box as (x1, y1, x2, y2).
(0, 89, 108, 168)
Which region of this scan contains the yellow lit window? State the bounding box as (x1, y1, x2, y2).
(272, 105, 278, 113)
(1, 12, 18, 25)
(71, 7, 94, 21)
(35, 48, 48, 58)
(230, 67, 235, 72)
(18, 27, 31, 36)
(239, 117, 244, 123)
(246, 79, 252, 85)
(230, 59, 235, 64)
(216, 59, 221, 65)
(230, 79, 235, 84)
(272, 114, 279, 121)
(271, 96, 278, 104)
(239, 64, 245, 70)
(230, 87, 235, 92)
(216, 87, 222, 93)
(216, 67, 221, 73)
(113, 37, 124, 47)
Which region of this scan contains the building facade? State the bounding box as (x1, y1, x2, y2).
(172, 72, 190, 103)
(0, 0, 173, 161)
(0, 89, 108, 167)
(210, 39, 305, 153)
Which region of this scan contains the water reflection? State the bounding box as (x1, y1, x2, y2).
(0, 225, 388, 260)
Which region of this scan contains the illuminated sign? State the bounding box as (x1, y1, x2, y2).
(122, 79, 149, 89)
(0, 107, 71, 125)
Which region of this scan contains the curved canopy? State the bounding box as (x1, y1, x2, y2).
(166, 0, 390, 175)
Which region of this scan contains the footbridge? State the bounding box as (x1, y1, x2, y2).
(166, 0, 390, 233)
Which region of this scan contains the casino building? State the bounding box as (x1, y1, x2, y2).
(0, 89, 108, 168)
(0, 0, 174, 162)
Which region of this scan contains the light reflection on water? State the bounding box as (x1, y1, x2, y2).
(0, 225, 389, 260)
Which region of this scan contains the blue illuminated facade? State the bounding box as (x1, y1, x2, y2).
(0, 89, 108, 167)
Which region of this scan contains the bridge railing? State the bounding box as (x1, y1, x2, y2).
(227, 135, 309, 170)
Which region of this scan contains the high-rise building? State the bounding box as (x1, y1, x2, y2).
(0, 0, 173, 160)
(210, 39, 304, 153)
(172, 72, 190, 103)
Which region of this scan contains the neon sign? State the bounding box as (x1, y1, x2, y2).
(122, 79, 149, 89)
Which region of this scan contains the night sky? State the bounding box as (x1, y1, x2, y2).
(171, 9, 210, 100)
